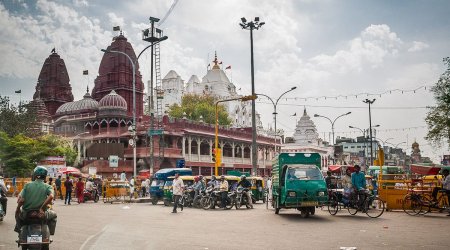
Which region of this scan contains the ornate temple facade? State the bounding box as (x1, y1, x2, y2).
(282, 108, 333, 170)
(33, 34, 275, 177)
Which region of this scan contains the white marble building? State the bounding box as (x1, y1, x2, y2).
(282, 108, 333, 169)
(160, 53, 257, 129)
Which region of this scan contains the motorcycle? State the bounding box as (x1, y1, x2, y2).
(83, 185, 99, 203)
(201, 187, 233, 210)
(0, 200, 5, 222)
(178, 187, 195, 207)
(235, 187, 252, 209)
(16, 210, 53, 250)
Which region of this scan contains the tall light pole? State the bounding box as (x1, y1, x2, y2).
(101, 49, 136, 179)
(363, 99, 376, 166)
(240, 17, 265, 176)
(314, 112, 352, 145)
(141, 16, 168, 175)
(256, 86, 297, 151)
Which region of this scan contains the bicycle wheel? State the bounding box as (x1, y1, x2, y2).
(328, 198, 339, 215)
(418, 195, 432, 215)
(365, 196, 385, 218)
(402, 194, 422, 216)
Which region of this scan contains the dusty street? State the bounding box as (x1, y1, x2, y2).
(1, 197, 449, 250)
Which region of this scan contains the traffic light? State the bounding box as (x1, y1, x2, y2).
(212, 148, 217, 163)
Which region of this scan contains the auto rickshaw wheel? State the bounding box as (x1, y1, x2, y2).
(309, 207, 315, 215)
(151, 197, 158, 205)
(300, 208, 309, 218)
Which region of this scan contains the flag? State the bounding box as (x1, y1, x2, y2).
(15, 90, 21, 94)
(292, 113, 296, 116)
(113, 26, 121, 31)
(219, 61, 223, 64)
(226, 65, 231, 69)
(83, 70, 89, 75)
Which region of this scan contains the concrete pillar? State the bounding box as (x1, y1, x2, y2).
(197, 138, 201, 161)
(188, 136, 192, 161)
(182, 137, 186, 157)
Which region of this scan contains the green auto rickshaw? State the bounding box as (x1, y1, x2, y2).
(248, 176, 265, 203)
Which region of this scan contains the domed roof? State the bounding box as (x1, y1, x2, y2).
(163, 70, 180, 80)
(55, 90, 99, 116)
(99, 90, 127, 111)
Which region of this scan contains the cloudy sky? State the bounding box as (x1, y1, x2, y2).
(1, 0, 449, 161)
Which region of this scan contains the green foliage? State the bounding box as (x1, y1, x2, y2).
(0, 95, 37, 137)
(425, 57, 450, 147)
(0, 132, 77, 177)
(168, 94, 232, 125)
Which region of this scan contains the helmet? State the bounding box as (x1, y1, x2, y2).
(220, 175, 225, 179)
(211, 176, 216, 180)
(198, 175, 203, 179)
(33, 166, 48, 178)
(194, 176, 200, 182)
(240, 175, 246, 180)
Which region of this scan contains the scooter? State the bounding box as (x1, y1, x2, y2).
(16, 210, 53, 250)
(83, 185, 99, 203)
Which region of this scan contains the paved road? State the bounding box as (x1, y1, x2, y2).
(1, 197, 449, 250)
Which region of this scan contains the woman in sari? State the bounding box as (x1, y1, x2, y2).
(76, 177, 85, 203)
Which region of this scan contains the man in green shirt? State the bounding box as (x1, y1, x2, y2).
(15, 166, 55, 233)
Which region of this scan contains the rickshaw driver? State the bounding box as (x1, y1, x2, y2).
(237, 175, 253, 209)
(351, 165, 367, 208)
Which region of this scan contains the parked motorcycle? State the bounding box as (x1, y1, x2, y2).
(178, 187, 195, 207)
(83, 185, 99, 203)
(16, 210, 53, 250)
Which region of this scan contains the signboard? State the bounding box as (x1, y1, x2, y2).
(89, 167, 97, 175)
(148, 129, 164, 136)
(39, 156, 66, 178)
(109, 155, 119, 168)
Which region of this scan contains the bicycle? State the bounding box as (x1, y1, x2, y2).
(419, 189, 449, 215)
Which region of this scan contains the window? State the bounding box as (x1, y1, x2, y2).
(351, 146, 355, 148)
(344, 146, 348, 149)
(357, 146, 361, 148)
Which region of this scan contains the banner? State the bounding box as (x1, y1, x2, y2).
(109, 155, 119, 168)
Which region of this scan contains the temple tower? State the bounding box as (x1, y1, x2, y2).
(92, 34, 144, 118)
(33, 50, 74, 116)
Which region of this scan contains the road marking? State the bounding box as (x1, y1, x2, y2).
(79, 225, 108, 250)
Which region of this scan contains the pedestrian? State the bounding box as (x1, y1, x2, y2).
(64, 176, 73, 205)
(76, 177, 84, 203)
(219, 175, 229, 209)
(267, 176, 272, 203)
(48, 177, 56, 200)
(120, 171, 126, 182)
(12, 175, 17, 197)
(172, 173, 184, 213)
(55, 175, 63, 200)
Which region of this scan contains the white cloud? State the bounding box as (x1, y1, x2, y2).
(73, 0, 89, 7)
(310, 24, 403, 74)
(408, 41, 430, 52)
(107, 12, 124, 28)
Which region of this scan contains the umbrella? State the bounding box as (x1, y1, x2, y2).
(57, 167, 81, 175)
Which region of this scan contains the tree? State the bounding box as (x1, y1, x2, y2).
(168, 94, 232, 125)
(425, 57, 450, 147)
(0, 96, 37, 137)
(0, 132, 77, 176)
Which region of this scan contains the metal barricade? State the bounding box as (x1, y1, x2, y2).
(103, 181, 131, 203)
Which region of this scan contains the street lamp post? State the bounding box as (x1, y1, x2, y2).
(363, 99, 376, 165)
(101, 49, 137, 179)
(349, 124, 380, 166)
(240, 17, 265, 176)
(314, 112, 352, 145)
(256, 87, 297, 151)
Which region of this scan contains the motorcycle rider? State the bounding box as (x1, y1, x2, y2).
(85, 178, 94, 191)
(237, 175, 253, 209)
(15, 166, 56, 233)
(0, 176, 7, 215)
(208, 175, 219, 189)
(193, 176, 205, 206)
(219, 175, 229, 209)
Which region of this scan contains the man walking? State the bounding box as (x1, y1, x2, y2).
(12, 176, 17, 197)
(172, 173, 184, 213)
(64, 176, 73, 205)
(55, 175, 63, 200)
